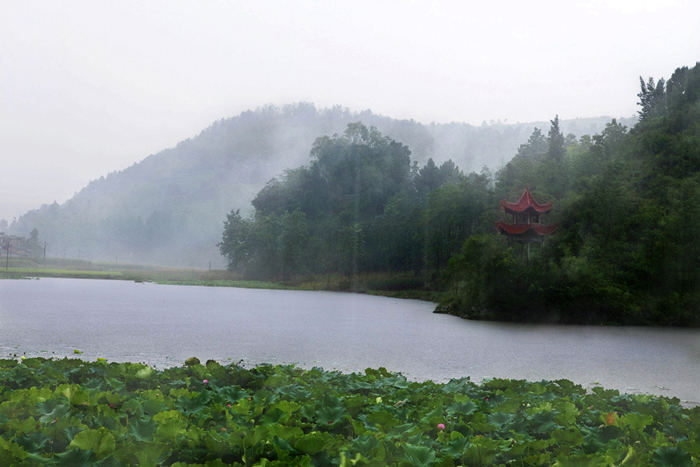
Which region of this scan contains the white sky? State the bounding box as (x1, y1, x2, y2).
(1, 0, 698, 222)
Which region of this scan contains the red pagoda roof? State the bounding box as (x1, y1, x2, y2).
(495, 221, 558, 236)
(500, 187, 553, 215)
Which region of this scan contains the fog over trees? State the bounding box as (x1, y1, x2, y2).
(8, 104, 629, 267)
(215, 62, 700, 326)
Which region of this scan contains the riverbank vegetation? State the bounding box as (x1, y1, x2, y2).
(0, 263, 436, 299)
(0, 357, 697, 466)
(219, 62, 700, 327)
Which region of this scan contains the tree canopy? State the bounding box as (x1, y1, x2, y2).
(220, 62, 700, 327)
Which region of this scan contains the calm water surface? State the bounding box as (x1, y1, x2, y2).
(1, 278, 698, 405)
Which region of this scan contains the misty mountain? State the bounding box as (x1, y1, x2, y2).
(9, 103, 635, 267)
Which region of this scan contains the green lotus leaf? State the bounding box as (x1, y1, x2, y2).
(104, 377, 125, 392)
(64, 425, 83, 441)
(381, 376, 410, 389)
(128, 416, 158, 442)
(37, 400, 71, 423)
(554, 401, 580, 426)
(205, 359, 222, 371)
(349, 433, 380, 454)
(0, 359, 698, 467)
(14, 432, 50, 454)
(153, 410, 187, 440)
(621, 412, 654, 431)
(319, 394, 343, 409)
(95, 455, 128, 467)
(133, 442, 169, 467)
(386, 422, 416, 440)
(551, 427, 584, 446)
(70, 428, 116, 459)
(61, 385, 90, 406)
(263, 374, 286, 388)
(273, 400, 300, 415)
(294, 431, 332, 455)
(652, 446, 693, 467)
(443, 436, 470, 459)
(175, 392, 211, 414)
(260, 407, 286, 425)
(581, 430, 606, 455)
(54, 446, 97, 467)
(599, 425, 625, 442)
(253, 388, 276, 405)
(135, 366, 156, 381)
(271, 435, 300, 458)
(184, 357, 200, 366)
(346, 380, 372, 392)
(401, 443, 435, 467)
(219, 386, 249, 403)
(419, 406, 444, 425)
(366, 410, 399, 432)
(552, 453, 609, 467)
(487, 411, 514, 426)
(316, 405, 348, 427)
(141, 398, 167, 417)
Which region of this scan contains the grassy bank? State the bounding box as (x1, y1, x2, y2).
(0, 357, 697, 466)
(1, 262, 440, 301)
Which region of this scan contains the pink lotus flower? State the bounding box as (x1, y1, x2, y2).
(437, 423, 445, 430)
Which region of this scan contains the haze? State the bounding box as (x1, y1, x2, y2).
(1, 0, 698, 221)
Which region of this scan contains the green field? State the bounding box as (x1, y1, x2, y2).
(0, 357, 697, 466)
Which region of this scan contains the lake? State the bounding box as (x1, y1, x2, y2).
(1, 278, 698, 405)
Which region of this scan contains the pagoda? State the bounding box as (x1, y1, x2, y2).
(495, 186, 557, 261)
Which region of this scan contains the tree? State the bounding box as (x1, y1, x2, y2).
(218, 210, 253, 273)
(310, 122, 412, 220)
(547, 115, 566, 163)
(278, 209, 309, 280)
(665, 63, 700, 115)
(637, 76, 667, 120)
(337, 223, 365, 278)
(25, 228, 42, 258)
(514, 128, 548, 161)
(423, 171, 492, 278)
(414, 158, 461, 199)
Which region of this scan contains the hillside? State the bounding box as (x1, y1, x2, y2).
(9, 103, 634, 267)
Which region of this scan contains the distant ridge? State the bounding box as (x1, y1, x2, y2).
(9, 103, 635, 267)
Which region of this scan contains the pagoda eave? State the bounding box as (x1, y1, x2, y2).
(495, 222, 558, 237)
(500, 188, 553, 215)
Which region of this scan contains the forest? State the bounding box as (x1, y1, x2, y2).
(219, 62, 700, 327)
(8, 105, 624, 268)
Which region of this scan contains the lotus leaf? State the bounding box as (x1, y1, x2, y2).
(401, 443, 435, 467)
(652, 446, 693, 467)
(127, 416, 158, 442)
(69, 428, 116, 458)
(294, 431, 332, 455)
(0, 358, 697, 466)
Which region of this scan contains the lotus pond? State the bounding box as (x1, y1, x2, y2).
(0, 357, 698, 466)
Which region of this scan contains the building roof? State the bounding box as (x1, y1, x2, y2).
(495, 221, 558, 236)
(500, 187, 553, 215)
